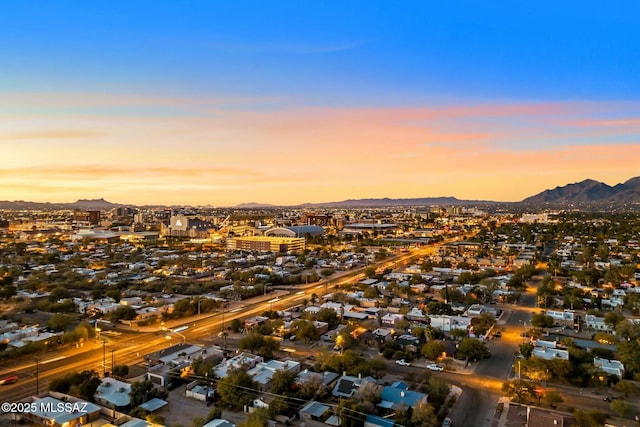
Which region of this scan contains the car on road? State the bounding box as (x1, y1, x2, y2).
(427, 364, 444, 371)
(442, 417, 452, 427)
(395, 359, 411, 366)
(492, 332, 502, 338)
(0, 375, 18, 385)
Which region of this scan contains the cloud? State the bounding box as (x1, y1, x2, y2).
(3, 95, 640, 204)
(0, 165, 263, 180)
(0, 129, 105, 141)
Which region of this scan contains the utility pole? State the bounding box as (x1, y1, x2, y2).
(102, 340, 106, 376)
(111, 349, 115, 374)
(35, 357, 39, 396)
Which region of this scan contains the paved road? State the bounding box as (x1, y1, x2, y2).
(448, 284, 537, 427)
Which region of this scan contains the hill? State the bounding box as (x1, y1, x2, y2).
(522, 177, 640, 204)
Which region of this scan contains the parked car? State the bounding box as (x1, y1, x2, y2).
(442, 417, 452, 427)
(427, 364, 444, 371)
(492, 332, 502, 338)
(395, 359, 411, 367)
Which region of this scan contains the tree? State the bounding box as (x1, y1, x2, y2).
(108, 305, 137, 323)
(573, 409, 607, 427)
(614, 380, 638, 397)
(456, 338, 490, 361)
(291, 320, 320, 343)
(320, 268, 335, 277)
(316, 308, 340, 329)
(338, 399, 366, 427)
(364, 267, 377, 279)
(450, 328, 468, 341)
(502, 379, 535, 403)
(217, 369, 258, 410)
(238, 333, 265, 354)
(610, 399, 631, 421)
(543, 391, 563, 408)
(530, 313, 554, 328)
(367, 357, 388, 379)
(604, 312, 625, 330)
(421, 340, 446, 360)
(239, 408, 269, 427)
(113, 364, 129, 379)
(618, 338, 640, 376)
(46, 313, 76, 332)
(129, 380, 156, 407)
(521, 358, 551, 382)
(269, 370, 297, 396)
(230, 318, 243, 333)
(519, 342, 534, 359)
(50, 370, 101, 401)
(615, 319, 640, 340)
(411, 402, 438, 427)
(238, 333, 280, 358)
(470, 313, 496, 336)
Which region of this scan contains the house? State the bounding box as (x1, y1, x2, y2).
(594, 357, 625, 379)
(465, 304, 485, 317)
(202, 419, 236, 427)
(381, 313, 405, 327)
(365, 415, 396, 427)
(94, 377, 131, 410)
(299, 401, 332, 422)
(214, 352, 264, 379)
(247, 359, 301, 390)
(406, 307, 426, 322)
(428, 315, 472, 332)
(377, 381, 428, 411)
(332, 374, 376, 398)
(526, 407, 575, 427)
(296, 369, 339, 389)
(186, 381, 215, 402)
(372, 328, 394, 343)
(532, 346, 569, 360)
(21, 396, 101, 427)
(584, 314, 612, 332)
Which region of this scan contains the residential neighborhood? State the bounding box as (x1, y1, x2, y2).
(1, 207, 640, 427)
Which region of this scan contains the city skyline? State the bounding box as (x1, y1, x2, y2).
(2, 2, 640, 206)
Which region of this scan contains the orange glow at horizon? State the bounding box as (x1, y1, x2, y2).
(2, 94, 639, 206)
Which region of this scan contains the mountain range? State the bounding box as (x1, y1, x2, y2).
(1, 177, 639, 210)
(521, 177, 640, 204)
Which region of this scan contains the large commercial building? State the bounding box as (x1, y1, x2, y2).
(73, 210, 101, 225)
(227, 236, 305, 253)
(162, 215, 213, 238)
(264, 225, 324, 238)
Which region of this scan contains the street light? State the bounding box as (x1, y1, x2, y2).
(162, 324, 187, 344)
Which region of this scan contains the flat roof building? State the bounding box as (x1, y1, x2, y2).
(227, 236, 305, 253)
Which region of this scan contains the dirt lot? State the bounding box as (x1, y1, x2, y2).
(155, 383, 250, 427)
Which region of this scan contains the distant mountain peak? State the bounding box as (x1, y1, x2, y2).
(235, 202, 275, 208)
(523, 176, 640, 204)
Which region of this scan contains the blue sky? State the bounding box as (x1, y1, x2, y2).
(2, 1, 640, 205)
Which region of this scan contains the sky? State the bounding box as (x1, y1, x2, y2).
(2, 1, 640, 206)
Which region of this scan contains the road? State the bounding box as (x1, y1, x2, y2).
(445, 284, 537, 427)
